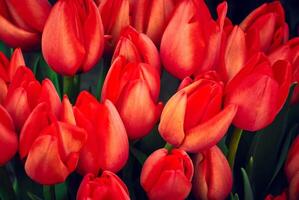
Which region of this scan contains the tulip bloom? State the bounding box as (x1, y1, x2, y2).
(74, 91, 129, 175)
(240, 1, 288, 53)
(77, 172, 130, 200)
(285, 135, 299, 182)
(0, 105, 17, 165)
(130, 0, 177, 46)
(224, 53, 291, 131)
(19, 97, 87, 185)
(192, 146, 232, 200)
(160, 0, 227, 79)
(140, 148, 194, 200)
(102, 57, 163, 139)
(289, 172, 299, 200)
(265, 191, 287, 200)
(98, 0, 130, 50)
(0, 0, 51, 49)
(113, 26, 161, 73)
(159, 72, 237, 153)
(42, 0, 104, 76)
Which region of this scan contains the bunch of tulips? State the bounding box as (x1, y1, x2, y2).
(0, 0, 299, 199)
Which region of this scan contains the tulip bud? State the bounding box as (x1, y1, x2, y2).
(160, 0, 227, 79)
(102, 57, 163, 139)
(159, 72, 237, 153)
(140, 148, 194, 200)
(0, 0, 51, 49)
(42, 0, 104, 76)
(130, 0, 177, 46)
(98, 0, 130, 50)
(113, 26, 161, 73)
(0, 105, 17, 165)
(77, 171, 130, 200)
(192, 146, 232, 200)
(240, 1, 288, 53)
(74, 91, 129, 175)
(224, 53, 291, 131)
(20, 101, 87, 185)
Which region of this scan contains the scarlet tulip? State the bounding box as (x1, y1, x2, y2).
(98, 0, 130, 50)
(240, 1, 288, 53)
(285, 135, 299, 182)
(130, 0, 177, 46)
(224, 53, 291, 131)
(77, 171, 130, 200)
(160, 0, 227, 79)
(74, 91, 129, 175)
(140, 148, 194, 200)
(0, 105, 17, 165)
(0, 0, 51, 49)
(42, 0, 104, 76)
(159, 72, 237, 153)
(265, 191, 287, 200)
(192, 146, 232, 200)
(289, 172, 299, 200)
(113, 26, 161, 73)
(102, 57, 163, 139)
(19, 97, 87, 185)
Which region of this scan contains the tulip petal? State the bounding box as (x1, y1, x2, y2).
(181, 104, 237, 153)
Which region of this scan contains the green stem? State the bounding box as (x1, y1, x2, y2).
(164, 143, 173, 152)
(228, 127, 243, 170)
(43, 185, 56, 200)
(0, 166, 16, 200)
(63, 76, 79, 101)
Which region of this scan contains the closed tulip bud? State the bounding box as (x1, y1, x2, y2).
(0, 79, 7, 104)
(265, 191, 287, 200)
(140, 148, 194, 200)
(20, 101, 87, 185)
(159, 72, 237, 153)
(113, 26, 161, 73)
(42, 0, 104, 76)
(130, 0, 177, 46)
(77, 171, 130, 200)
(224, 53, 291, 131)
(192, 146, 232, 200)
(102, 57, 163, 139)
(0, 0, 51, 49)
(3, 67, 41, 131)
(240, 1, 288, 53)
(160, 0, 227, 79)
(98, 0, 130, 50)
(0, 105, 17, 165)
(74, 91, 129, 175)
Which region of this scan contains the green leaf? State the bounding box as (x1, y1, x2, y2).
(55, 183, 67, 200)
(230, 193, 240, 200)
(241, 168, 254, 200)
(130, 146, 148, 165)
(0, 41, 11, 57)
(0, 166, 16, 200)
(27, 192, 43, 200)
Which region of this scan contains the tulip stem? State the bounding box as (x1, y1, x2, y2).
(228, 127, 243, 170)
(63, 76, 79, 101)
(43, 185, 56, 200)
(164, 143, 173, 152)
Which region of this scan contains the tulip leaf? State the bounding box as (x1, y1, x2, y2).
(0, 166, 16, 200)
(0, 41, 11, 57)
(130, 146, 147, 165)
(55, 183, 67, 200)
(241, 168, 254, 200)
(247, 84, 296, 198)
(27, 192, 43, 200)
(230, 193, 240, 200)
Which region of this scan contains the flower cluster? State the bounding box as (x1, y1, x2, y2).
(0, 0, 299, 199)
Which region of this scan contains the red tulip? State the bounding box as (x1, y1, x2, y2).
(240, 1, 288, 53)
(0, 0, 51, 49)
(140, 148, 194, 200)
(0, 105, 17, 165)
(0, 78, 7, 104)
(130, 0, 177, 46)
(265, 191, 287, 200)
(159, 72, 237, 153)
(285, 135, 299, 182)
(160, 0, 227, 79)
(289, 171, 299, 200)
(98, 0, 130, 50)
(77, 171, 130, 200)
(192, 146, 232, 200)
(113, 26, 161, 73)
(19, 97, 87, 185)
(42, 0, 104, 76)
(3, 67, 41, 131)
(224, 53, 291, 131)
(74, 91, 129, 175)
(102, 57, 163, 139)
